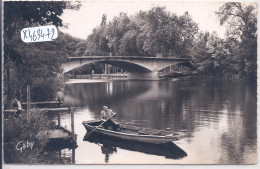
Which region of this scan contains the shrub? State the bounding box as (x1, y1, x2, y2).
(4, 109, 53, 164)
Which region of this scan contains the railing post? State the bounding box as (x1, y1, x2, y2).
(27, 85, 31, 111)
(70, 105, 75, 141)
(59, 149, 61, 163)
(105, 63, 107, 74)
(57, 112, 61, 129)
(72, 147, 75, 164)
(57, 98, 61, 128)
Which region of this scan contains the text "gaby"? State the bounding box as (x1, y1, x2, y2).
(16, 140, 35, 153)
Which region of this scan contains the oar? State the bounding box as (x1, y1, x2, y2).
(86, 113, 116, 137)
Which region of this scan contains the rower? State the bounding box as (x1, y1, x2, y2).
(100, 105, 117, 130)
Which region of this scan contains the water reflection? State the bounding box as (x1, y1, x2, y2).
(63, 79, 257, 164)
(43, 139, 78, 164)
(41, 148, 75, 164)
(101, 144, 117, 163)
(84, 134, 187, 162)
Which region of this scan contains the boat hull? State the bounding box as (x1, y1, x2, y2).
(82, 120, 179, 144)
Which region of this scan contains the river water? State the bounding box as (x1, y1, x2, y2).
(55, 79, 257, 164)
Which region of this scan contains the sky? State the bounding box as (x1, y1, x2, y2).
(60, 1, 228, 40)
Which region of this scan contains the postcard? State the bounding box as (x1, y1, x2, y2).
(2, 0, 258, 167)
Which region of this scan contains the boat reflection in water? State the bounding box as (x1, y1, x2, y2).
(84, 133, 187, 163)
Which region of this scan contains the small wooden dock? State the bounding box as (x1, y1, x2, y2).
(48, 125, 76, 141)
(45, 125, 77, 151)
(49, 129, 72, 139)
(39, 106, 76, 145)
(3, 107, 70, 113)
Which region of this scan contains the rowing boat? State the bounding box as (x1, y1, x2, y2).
(82, 120, 183, 144)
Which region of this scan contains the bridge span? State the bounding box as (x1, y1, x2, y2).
(62, 56, 191, 79)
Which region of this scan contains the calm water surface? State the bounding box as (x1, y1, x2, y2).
(54, 79, 257, 164)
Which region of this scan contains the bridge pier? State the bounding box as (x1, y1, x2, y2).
(127, 71, 159, 80)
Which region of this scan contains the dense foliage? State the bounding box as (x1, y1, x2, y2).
(4, 109, 54, 163)
(84, 4, 256, 80)
(4, 1, 81, 40)
(4, 1, 81, 106)
(86, 7, 199, 57)
(192, 2, 257, 80)
(4, 31, 81, 103)
(217, 2, 257, 80)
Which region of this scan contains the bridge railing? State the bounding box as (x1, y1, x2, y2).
(70, 52, 184, 58)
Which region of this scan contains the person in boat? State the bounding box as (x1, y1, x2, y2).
(100, 105, 117, 130)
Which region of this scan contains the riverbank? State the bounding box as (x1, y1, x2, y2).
(66, 72, 257, 82)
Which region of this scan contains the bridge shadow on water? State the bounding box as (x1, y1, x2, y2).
(83, 133, 187, 162)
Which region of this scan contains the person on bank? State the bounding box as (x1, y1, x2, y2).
(100, 105, 117, 130)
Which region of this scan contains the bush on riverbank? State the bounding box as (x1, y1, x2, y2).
(4, 109, 54, 164)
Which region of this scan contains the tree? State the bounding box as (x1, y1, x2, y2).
(191, 31, 240, 79)
(119, 29, 139, 55)
(4, 1, 81, 39)
(205, 32, 232, 78)
(4, 1, 81, 63)
(87, 27, 110, 55)
(191, 31, 211, 76)
(74, 41, 88, 56)
(86, 6, 199, 57)
(101, 14, 107, 26)
(4, 1, 82, 106)
(178, 12, 199, 57)
(4, 31, 82, 103)
(105, 12, 131, 55)
(216, 2, 257, 80)
(141, 7, 171, 54)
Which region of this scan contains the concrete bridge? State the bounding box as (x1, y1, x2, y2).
(61, 56, 191, 79)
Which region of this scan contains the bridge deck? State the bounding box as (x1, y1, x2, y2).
(69, 56, 190, 61)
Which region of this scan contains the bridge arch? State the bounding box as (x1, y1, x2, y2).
(62, 59, 152, 73)
(62, 57, 190, 73)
